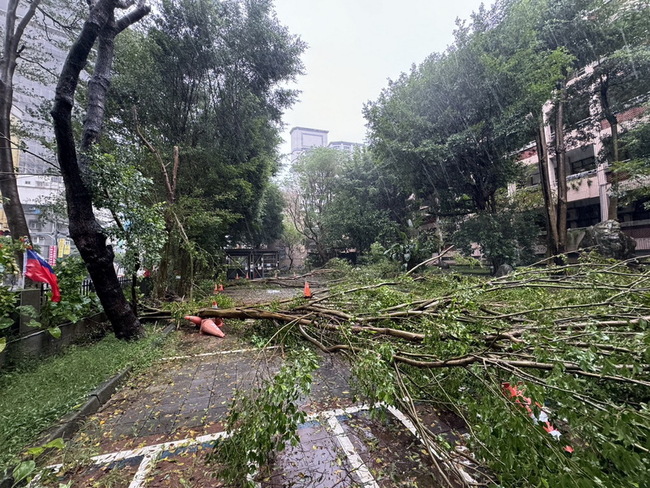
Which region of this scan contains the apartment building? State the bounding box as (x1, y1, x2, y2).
(516, 61, 650, 252)
(0, 0, 72, 260)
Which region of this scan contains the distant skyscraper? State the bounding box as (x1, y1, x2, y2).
(328, 141, 364, 153)
(290, 127, 328, 163)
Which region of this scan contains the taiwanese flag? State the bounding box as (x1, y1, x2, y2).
(25, 249, 61, 302)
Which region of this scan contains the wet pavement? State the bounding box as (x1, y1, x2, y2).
(31, 286, 470, 487)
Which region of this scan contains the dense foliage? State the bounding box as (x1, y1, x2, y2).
(108, 0, 304, 294)
(286, 147, 409, 265)
(361, 0, 650, 263)
(209, 258, 650, 487)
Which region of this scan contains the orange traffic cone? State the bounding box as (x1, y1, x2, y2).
(235, 274, 240, 280)
(245, 272, 249, 279)
(213, 283, 219, 294)
(184, 315, 202, 325)
(304, 281, 312, 299)
(212, 301, 219, 309)
(218, 284, 224, 292)
(200, 318, 225, 338)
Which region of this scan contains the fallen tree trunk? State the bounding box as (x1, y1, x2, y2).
(188, 260, 650, 487)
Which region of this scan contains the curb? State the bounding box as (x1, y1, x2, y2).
(39, 321, 175, 445)
(162, 320, 177, 336)
(0, 367, 132, 488)
(40, 367, 133, 445)
(1, 321, 177, 486)
(40, 321, 176, 446)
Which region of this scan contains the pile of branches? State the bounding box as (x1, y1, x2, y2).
(199, 258, 650, 487)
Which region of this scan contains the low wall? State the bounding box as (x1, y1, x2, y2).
(0, 312, 107, 369)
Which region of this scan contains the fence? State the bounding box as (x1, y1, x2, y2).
(41, 276, 132, 298)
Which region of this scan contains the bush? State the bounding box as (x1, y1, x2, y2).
(40, 256, 101, 328)
(452, 211, 539, 272)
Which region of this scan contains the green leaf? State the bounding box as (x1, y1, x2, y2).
(0, 317, 13, 329)
(12, 460, 36, 482)
(48, 327, 62, 339)
(44, 438, 65, 450)
(16, 305, 38, 318)
(0, 337, 5, 353)
(26, 446, 44, 457)
(27, 319, 42, 329)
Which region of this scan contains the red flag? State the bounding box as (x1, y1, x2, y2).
(25, 249, 61, 302)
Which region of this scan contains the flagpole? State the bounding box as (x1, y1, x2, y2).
(19, 250, 27, 290)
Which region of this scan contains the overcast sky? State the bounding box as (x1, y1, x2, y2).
(272, 0, 488, 164)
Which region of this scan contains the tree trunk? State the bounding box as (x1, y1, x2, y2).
(0, 95, 30, 241)
(51, 0, 149, 340)
(535, 118, 559, 256)
(554, 80, 568, 256)
(600, 75, 619, 221)
(130, 271, 138, 317)
(0, 0, 41, 250)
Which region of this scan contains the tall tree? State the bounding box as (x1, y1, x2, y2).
(322, 149, 405, 253)
(108, 0, 304, 295)
(582, 1, 650, 220)
(365, 1, 541, 221)
(51, 0, 150, 340)
(0, 0, 40, 244)
(286, 147, 345, 264)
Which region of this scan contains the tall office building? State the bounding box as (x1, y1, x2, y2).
(290, 127, 329, 163)
(0, 0, 72, 253)
(290, 126, 365, 164)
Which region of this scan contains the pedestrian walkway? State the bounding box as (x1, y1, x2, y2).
(32, 320, 471, 487)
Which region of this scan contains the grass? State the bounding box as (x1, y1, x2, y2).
(0, 325, 177, 471)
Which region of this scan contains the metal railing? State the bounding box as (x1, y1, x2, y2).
(80, 276, 131, 296)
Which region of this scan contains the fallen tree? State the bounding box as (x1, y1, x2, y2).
(196, 258, 650, 487)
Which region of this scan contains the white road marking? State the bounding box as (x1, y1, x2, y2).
(31, 403, 478, 487)
(128, 446, 162, 488)
(159, 345, 281, 361)
(385, 404, 479, 485)
(326, 414, 380, 488)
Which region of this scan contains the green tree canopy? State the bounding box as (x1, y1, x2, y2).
(106, 0, 304, 291)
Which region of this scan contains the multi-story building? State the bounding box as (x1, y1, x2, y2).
(328, 140, 364, 153)
(0, 0, 72, 260)
(289, 126, 364, 163)
(515, 61, 650, 253)
(290, 127, 329, 163)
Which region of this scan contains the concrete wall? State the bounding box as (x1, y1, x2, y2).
(0, 310, 107, 370)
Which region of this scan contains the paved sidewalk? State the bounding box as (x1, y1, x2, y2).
(34, 315, 468, 487)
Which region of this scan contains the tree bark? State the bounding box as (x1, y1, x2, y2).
(535, 117, 559, 256)
(600, 74, 619, 221)
(51, 0, 149, 340)
(0, 0, 41, 247)
(554, 80, 568, 256)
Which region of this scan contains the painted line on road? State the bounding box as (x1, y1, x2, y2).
(385, 404, 479, 485)
(159, 345, 281, 361)
(31, 402, 476, 487)
(325, 413, 380, 488)
(128, 445, 162, 488)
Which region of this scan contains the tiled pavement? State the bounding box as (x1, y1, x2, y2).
(33, 329, 468, 487)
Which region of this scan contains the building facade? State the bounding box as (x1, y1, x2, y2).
(0, 0, 72, 260)
(515, 61, 650, 253)
(290, 126, 364, 163)
(290, 127, 329, 163)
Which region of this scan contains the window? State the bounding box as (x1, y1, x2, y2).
(569, 156, 596, 175)
(28, 221, 42, 231)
